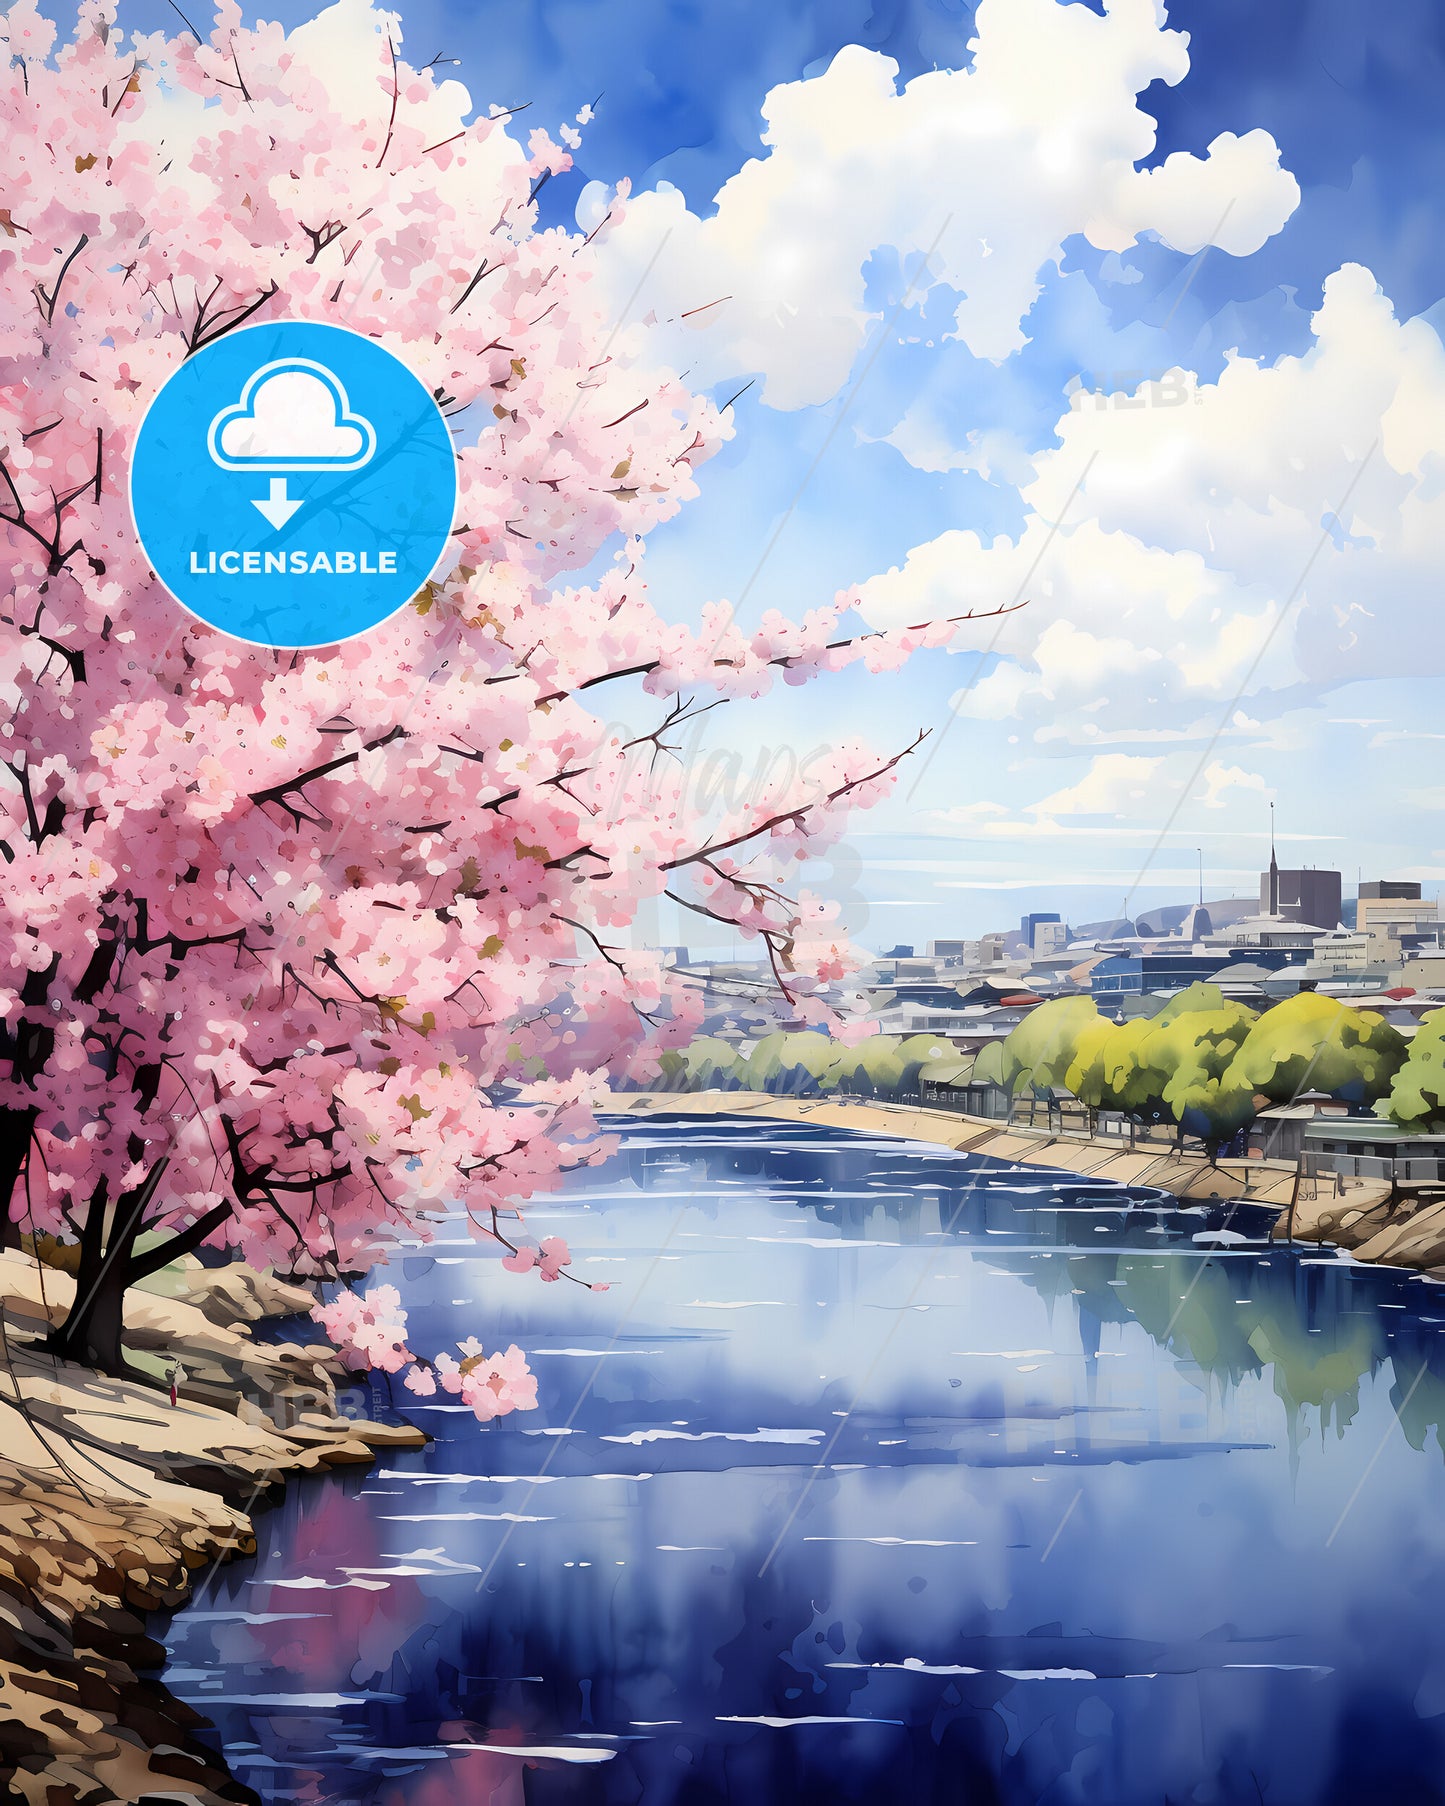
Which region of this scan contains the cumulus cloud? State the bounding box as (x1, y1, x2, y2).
(586, 0, 1299, 408)
(1030, 753, 1269, 821)
(856, 264, 1445, 747)
(924, 755, 1276, 858)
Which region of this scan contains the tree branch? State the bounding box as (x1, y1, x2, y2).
(523, 599, 1029, 707)
(661, 730, 928, 872)
(36, 235, 89, 326)
(249, 725, 405, 819)
(375, 32, 399, 169)
(124, 1198, 232, 1287)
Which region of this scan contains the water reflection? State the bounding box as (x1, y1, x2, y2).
(163, 1116, 1445, 1804)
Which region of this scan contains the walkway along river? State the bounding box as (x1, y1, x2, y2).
(616, 1089, 1445, 1273)
(161, 1113, 1445, 1804)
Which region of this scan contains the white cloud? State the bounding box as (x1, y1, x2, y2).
(1032, 752, 1166, 816)
(284, 0, 476, 144)
(857, 264, 1445, 749)
(860, 511, 1273, 735)
(587, 0, 1298, 408)
(1025, 752, 1268, 821)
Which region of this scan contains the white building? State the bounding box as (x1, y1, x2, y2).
(1200, 913, 1326, 955)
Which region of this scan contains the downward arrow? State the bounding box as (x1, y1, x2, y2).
(252, 476, 303, 531)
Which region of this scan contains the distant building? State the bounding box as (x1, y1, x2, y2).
(1020, 911, 1062, 949)
(1091, 911, 1329, 1000)
(1211, 960, 1279, 1001)
(1202, 914, 1325, 956)
(863, 968, 965, 1006)
(1193, 897, 1259, 934)
(927, 939, 971, 960)
(1089, 951, 1230, 998)
(891, 958, 943, 981)
(1179, 902, 1214, 940)
(1291, 929, 1383, 991)
(1032, 920, 1070, 955)
(1247, 1095, 1351, 1162)
(1260, 847, 1341, 928)
(1302, 1119, 1445, 1187)
(1401, 950, 1445, 989)
(947, 932, 1010, 967)
(1074, 913, 1137, 940)
(1357, 879, 1438, 952)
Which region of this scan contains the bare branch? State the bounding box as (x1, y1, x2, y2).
(36, 235, 89, 327)
(375, 32, 400, 169)
(450, 258, 499, 315)
(661, 730, 929, 872)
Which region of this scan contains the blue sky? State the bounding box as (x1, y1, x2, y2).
(103, 0, 1445, 949)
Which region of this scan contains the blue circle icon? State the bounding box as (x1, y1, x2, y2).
(130, 320, 457, 649)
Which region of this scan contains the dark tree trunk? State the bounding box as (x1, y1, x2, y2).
(46, 1241, 131, 1373)
(43, 1169, 144, 1376)
(42, 1158, 235, 1379)
(0, 1105, 37, 1250)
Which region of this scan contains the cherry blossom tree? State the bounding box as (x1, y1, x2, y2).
(0, 0, 1013, 1392)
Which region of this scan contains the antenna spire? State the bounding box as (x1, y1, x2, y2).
(1268, 801, 1279, 916)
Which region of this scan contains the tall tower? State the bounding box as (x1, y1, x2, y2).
(1268, 802, 1279, 917)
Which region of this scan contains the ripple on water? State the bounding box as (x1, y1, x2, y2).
(165, 1118, 1445, 1805)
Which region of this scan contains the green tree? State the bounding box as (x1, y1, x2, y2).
(895, 1034, 965, 1098)
(994, 996, 1103, 1096)
(677, 1036, 746, 1091)
(828, 1035, 906, 1098)
(1220, 991, 1407, 1112)
(1066, 1014, 1163, 1118)
(1381, 1008, 1445, 1129)
(1057, 986, 1253, 1145)
(1151, 985, 1258, 1153)
(743, 1030, 839, 1096)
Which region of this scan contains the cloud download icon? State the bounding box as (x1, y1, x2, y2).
(130, 320, 457, 649)
(207, 359, 379, 531)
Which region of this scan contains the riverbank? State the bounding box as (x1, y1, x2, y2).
(0, 1249, 425, 1805)
(607, 1090, 1445, 1275)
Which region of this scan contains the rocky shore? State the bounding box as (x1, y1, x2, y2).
(1281, 1186, 1445, 1275)
(0, 1250, 424, 1805)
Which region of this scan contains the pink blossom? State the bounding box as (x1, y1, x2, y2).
(312, 1285, 413, 1373)
(0, 0, 1002, 1371)
(456, 1341, 538, 1419)
(538, 1236, 571, 1282)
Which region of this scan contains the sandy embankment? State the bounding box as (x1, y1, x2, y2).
(0, 1250, 424, 1806)
(607, 1090, 1445, 1273)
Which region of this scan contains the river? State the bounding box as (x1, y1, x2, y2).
(159, 1114, 1445, 1804)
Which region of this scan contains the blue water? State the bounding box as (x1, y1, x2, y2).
(162, 1117, 1445, 1804)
